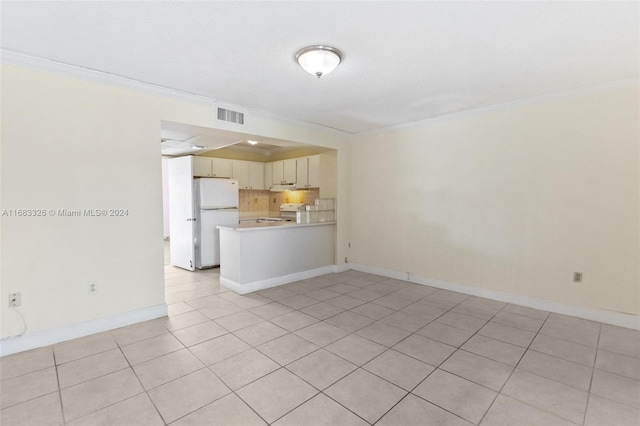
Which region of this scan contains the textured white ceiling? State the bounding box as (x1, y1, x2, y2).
(2, 1, 638, 134)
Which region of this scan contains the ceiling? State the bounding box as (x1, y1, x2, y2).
(1, 1, 638, 134)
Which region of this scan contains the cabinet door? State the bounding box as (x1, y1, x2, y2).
(307, 155, 320, 188)
(264, 162, 273, 189)
(249, 162, 265, 190)
(192, 157, 212, 177)
(283, 159, 297, 184)
(232, 161, 250, 189)
(272, 161, 284, 184)
(296, 157, 309, 188)
(212, 158, 232, 178)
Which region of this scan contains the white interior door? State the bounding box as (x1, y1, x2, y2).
(168, 157, 195, 271)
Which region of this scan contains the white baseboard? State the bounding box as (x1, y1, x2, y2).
(349, 263, 640, 330)
(221, 265, 338, 294)
(0, 304, 168, 357)
(334, 263, 351, 273)
(349, 263, 410, 281)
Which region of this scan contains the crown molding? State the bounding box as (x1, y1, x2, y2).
(357, 76, 640, 136)
(1, 49, 217, 106)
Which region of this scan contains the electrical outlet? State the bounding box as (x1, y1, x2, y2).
(8, 292, 21, 307)
(573, 272, 583, 283)
(88, 282, 98, 294)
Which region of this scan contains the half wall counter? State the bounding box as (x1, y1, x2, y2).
(218, 222, 336, 294)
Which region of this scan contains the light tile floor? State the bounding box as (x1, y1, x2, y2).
(2, 267, 640, 425)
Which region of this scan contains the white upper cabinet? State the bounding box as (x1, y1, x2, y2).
(192, 156, 232, 178)
(283, 159, 296, 184)
(232, 160, 265, 189)
(211, 158, 232, 178)
(199, 154, 320, 189)
(249, 162, 265, 190)
(296, 155, 320, 188)
(192, 157, 212, 177)
(272, 159, 296, 184)
(307, 155, 320, 187)
(264, 162, 273, 189)
(296, 157, 308, 187)
(272, 160, 284, 184)
(232, 161, 250, 188)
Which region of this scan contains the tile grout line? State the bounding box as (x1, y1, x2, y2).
(372, 290, 513, 424)
(299, 288, 475, 425)
(228, 280, 436, 424)
(478, 310, 595, 425)
(114, 335, 170, 426)
(582, 322, 602, 425)
(52, 347, 67, 426)
(473, 304, 547, 425)
(396, 298, 506, 426)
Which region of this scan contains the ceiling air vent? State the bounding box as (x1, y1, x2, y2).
(217, 107, 244, 125)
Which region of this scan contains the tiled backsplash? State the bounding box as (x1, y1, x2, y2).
(269, 188, 320, 215)
(238, 188, 321, 216)
(239, 190, 270, 213)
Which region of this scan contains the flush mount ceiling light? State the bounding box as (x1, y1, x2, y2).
(247, 140, 258, 145)
(296, 45, 342, 78)
(191, 145, 205, 150)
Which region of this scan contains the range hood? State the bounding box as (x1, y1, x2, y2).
(270, 183, 297, 192)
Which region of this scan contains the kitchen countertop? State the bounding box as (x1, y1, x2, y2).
(219, 221, 336, 231)
(238, 215, 274, 221)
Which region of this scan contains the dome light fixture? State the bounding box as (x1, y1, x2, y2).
(296, 45, 342, 78)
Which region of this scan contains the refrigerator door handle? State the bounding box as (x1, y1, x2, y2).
(201, 207, 239, 211)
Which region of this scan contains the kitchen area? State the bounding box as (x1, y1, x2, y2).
(164, 132, 338, 294)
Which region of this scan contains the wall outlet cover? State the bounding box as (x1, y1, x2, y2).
(8, 292, 21, 307)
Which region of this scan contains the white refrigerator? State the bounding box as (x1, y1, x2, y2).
(194, 178, 239, 269)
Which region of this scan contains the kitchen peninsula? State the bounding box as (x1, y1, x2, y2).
(218, 221, 336, 294)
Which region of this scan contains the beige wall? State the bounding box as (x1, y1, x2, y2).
(351, 84, 639, 315)
(0, 64, 350, 338)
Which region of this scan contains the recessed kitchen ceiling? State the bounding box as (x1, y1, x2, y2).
(2, 2, 638, 134)
(161, 121, 319, 156)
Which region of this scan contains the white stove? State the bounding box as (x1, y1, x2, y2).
(256, 217, 283, 223)
(279, 203, 304, 221)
